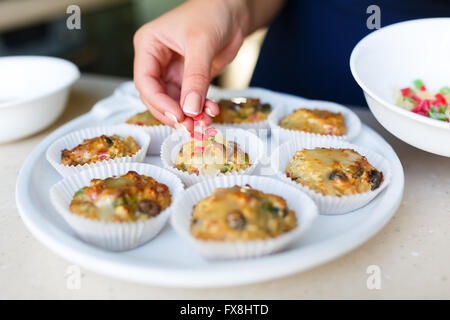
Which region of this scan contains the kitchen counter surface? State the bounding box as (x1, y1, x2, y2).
(1, 74, 449, 299)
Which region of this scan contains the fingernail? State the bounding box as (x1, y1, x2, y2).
(164, 112, 178, 124)
(183, 92, 201, 116)
(205, 107, 215, 117)
(175, 123, 189, 133)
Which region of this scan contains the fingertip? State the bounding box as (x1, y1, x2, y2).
(204, 99, 220, 117)
(182, 92, 202, 116)
(198, 113, 212, 127)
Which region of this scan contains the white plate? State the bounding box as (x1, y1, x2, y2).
(15, 84, 404, 288)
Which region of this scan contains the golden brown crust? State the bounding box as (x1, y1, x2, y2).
(279, 108, 347, 136)
(61, 134, 140, 166)
(213, 98, 272, 124)
(125, 110, 162, 126)
(70, 171, 171, 222)
(190, 185, 297, 241)
(285, 148, 383, 197)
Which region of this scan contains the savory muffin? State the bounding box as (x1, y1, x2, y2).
(174, 134, 250, 175)
(285, 148, 383, 197)
(190, 185, 297, 241)
(279, 108, 346, 136)
(213, 98, 272, 124)
(70, 171, 171, 222)
(125, 110, 162, 126)
(61, 134, 140, 166)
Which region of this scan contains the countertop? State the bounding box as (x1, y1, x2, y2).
(1, 74, 449, 299)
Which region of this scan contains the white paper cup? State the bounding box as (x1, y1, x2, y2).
(160, 128, 265, 186)
(170, 175, 318, 260)
(116, 109, 175, 155)
(46, 125, 150, 177)
(268, 99, 362, 143)
(207, 86, 285, 137)
(50, 162, 184, 251)
(271, 137, 391, 214)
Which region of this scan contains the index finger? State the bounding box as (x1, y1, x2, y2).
(134, 48, 185, 124)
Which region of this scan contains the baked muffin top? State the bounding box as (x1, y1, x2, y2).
(70, 171, 171, 222)
(285, 148, 383, 197)
(174, 134, 250, 175)
(61, 134, 140, 166)
(190, 185, 297, 241)
(213, 98, 272, 124)
(279, 108, 346, 136)
(125, 110, 162, 126)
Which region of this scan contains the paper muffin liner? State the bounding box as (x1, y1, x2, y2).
(270, 137, 392, 215)
(207, 86, 286, 138)
(115, 109, 175, 155)
(46, 125, 150, 177)
(160, 128, 265, 186)
(49, 162, 184, 251)
(268, 99, 362, 144)
(170, 175, 318, 260)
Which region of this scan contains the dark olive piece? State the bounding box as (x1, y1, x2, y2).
(282, 208, 289, 218)
(192, 218, 199, 225)
(104, 136, 114, 146)
(329, 170, 347, 180)
(226, 210, 246, 230)
(138, 200, 161, 217)
(368, 170, 383, 190)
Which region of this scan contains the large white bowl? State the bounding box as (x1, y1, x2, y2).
(0, 56, 80, 143)
(350, 18, 450, 157)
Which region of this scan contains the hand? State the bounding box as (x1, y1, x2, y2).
(133, 0, 249, 131)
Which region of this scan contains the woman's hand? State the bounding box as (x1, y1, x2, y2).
(133, 0, 250, 131)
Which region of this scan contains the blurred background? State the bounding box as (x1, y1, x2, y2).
(0, 0, 265, 89)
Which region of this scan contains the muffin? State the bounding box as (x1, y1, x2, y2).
(61, 134, 140, 166)
(190, 185, 297, 241)
(69, 170, 172, 222)
(125, 110, 162, 126)
(213, 98, 272, 124)
(285, 148, 383, 197)
(174, 134, 250, 175)
(279, 108, 346, 136)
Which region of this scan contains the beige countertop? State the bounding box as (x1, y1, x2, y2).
(1, 74, 449, 299)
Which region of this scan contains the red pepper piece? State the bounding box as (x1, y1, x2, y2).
(419, 84, 427, 91)
(205, 127, 217, 138)
(410, 95, 421, 103)
(193, 113, 204, 121)
(434, 93, 447, 106)
(192, 131, 205, 141)
(401, 88, 412, 96)
(194, 146, 205, 154)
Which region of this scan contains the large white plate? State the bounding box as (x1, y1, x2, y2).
(16, 84, 404, 288)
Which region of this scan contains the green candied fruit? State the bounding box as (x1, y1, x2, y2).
(413, 79, 424, 89)
(440, 86, 450, 95)
(179, 163, 188, 172)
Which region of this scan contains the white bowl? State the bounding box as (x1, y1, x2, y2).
(350, 18, 450, 157)
(0, 56, 80, 143)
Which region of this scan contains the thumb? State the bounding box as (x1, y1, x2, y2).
(181, 41, 214, 117)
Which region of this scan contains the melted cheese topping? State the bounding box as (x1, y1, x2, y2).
(285, 148, 383, 197)
(70, 171, 171, 222)
(174, 134, 250, 175)
(279, 108, 347, 136)
(125, 110, 162, 126)
(61, 134, 140, 166)
(213, 98, 272, 124)
(190, 185, 297, 241)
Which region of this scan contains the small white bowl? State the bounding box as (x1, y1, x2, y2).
(0, 56, 80, 143)
(350, 18, 450, 157)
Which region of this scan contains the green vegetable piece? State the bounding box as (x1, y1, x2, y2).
(428, 110, 448, 121)
(220, 164, 230, 173)
(413, 79, 423, 89)
(180, 163, 188, 172)
(440, 87, 450, 95)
